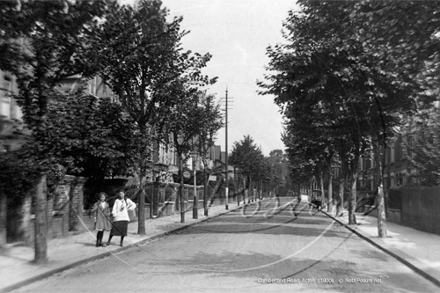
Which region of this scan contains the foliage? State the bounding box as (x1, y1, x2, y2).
(0, 150, 40, 201)
(229, 135, 265, 188)
(196, 92, 224, 161)
(402, 118, 440, 186)
(0, 0, 118, 259)
(167, 88, 209, 159)
(92, 0, 215, 177)
(258, 0, 440, 180)
(266, 150, 290, 193)
(258, 0, 440, 228)
(0, 0, 114, 180)
(93, 0, 215, 130)
(41, 91, 137, 180)
(0, 0, 109, 125)
(349, 1, 440, 101)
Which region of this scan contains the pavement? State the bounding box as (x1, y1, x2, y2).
(322, 208, 440, 289)
(1, 199, 440, 292)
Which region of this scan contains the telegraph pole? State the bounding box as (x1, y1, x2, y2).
(221, 88, 233, 210)
(225, 88, 229, 210)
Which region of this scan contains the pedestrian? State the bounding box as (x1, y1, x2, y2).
(91, 192, 112, 247)
(107, 190, 136, 247)
(316, 194, 322, 211)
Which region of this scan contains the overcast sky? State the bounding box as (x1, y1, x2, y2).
(121, 0, 299, 155)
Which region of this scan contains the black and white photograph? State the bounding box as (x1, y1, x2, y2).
(1, 0, 440, 292)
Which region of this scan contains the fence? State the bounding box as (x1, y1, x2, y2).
(387, 187, 440, 236)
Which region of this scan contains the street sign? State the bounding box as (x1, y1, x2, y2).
(209, 175, 217, 181)
(183, 171, 191, 179)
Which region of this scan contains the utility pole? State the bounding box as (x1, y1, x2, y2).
(225, 88, 229, 210)
(221, 88, 233, 210)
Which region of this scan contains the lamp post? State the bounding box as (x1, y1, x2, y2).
(191, 151, 198, 219)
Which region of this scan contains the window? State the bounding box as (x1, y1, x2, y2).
(0, 79, 12, 119)
(390, 146, 395, 163)
(394, 136, 403, 161)
(366, 158, 372, 169)
(89, 77, 97, 96)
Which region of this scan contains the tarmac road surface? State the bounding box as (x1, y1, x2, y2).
(11, 198, 440, 293)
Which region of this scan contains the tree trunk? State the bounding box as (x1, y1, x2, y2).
(179, 154, 185, 223)
(149, 183, 154, 219)
(328, 171, 333, 213)
(248, 177, 252, 204)
(0, 193, 6, 247)
(21, 193, 32, 244)
(34, 175, 48, 264)
(338, 177, 345, 216)
(243, 176, 247, 204)
(203, 165, 208, 216)
(137, 168, 146, 235)
(373, 137, 387, 238)
(137, 123, 148, 234)
(348, 171, 357, 225)
(234, 167, 239, 206)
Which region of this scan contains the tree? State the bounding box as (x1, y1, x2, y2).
(259, 0, 416, 231)
(349, 1, 440, 97)
(265, 150, 289, 197)
(165, 87, 210, 223)
(23, 88, 137, 179)
(0, 0, 109, 263)
(229, 135, 265, 203)
(402, 112, 440, 186)
(93, 0, 214, 233)
(195, 93, 223, 216)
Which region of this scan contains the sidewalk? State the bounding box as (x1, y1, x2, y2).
(323, 209, 440, 288)
(0, 203, 235, 293)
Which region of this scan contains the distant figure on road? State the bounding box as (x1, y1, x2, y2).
(310, 194, 322, 213)
(91, 192, 111, 247)
(107, 191, 137, 247)
(315, 195, 322, 211)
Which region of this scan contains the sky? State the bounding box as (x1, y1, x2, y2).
(121, 0, 299, 156)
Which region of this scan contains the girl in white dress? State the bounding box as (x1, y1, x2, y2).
(107, 191, 136, 247)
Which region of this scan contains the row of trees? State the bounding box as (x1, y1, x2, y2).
(259, 0, 440, 237)
(229, 135, 291, 200)
(0, 0, 222, 263)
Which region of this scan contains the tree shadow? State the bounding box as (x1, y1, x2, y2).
(157, 209, 348, 238)
(349, 249, 390, 262)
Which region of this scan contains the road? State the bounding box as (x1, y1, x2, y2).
(12, 198, 439, 293)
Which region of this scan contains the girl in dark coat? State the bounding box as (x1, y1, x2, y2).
(91, 192, 112, 247)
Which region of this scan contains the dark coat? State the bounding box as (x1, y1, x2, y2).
(92, 201, 112, 231)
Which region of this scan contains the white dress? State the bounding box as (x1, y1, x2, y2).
(112, 198, 137, 222)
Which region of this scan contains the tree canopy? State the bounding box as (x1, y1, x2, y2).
(259, 0, 440, 231)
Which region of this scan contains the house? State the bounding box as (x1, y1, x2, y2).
(0, 70, 25, 152)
